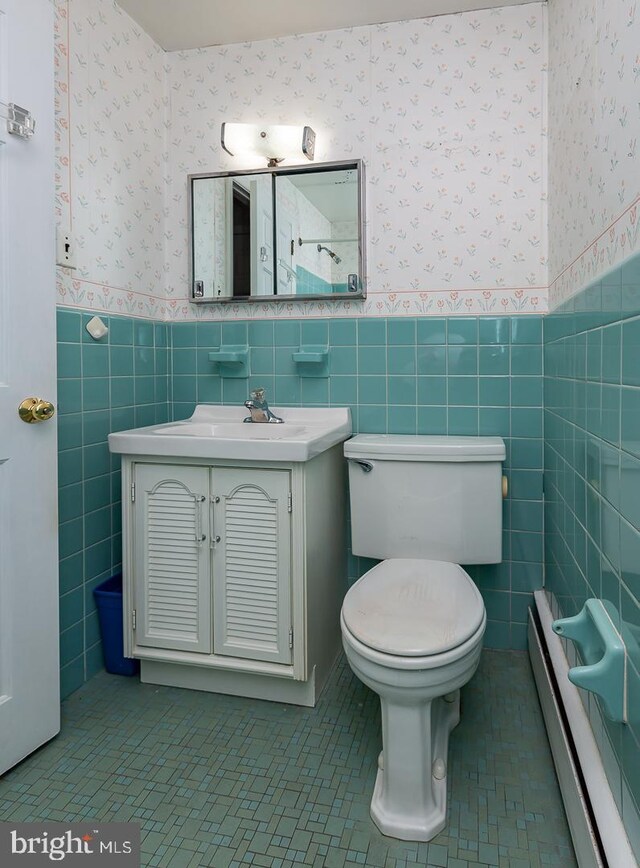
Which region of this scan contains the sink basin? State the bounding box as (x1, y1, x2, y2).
(154, 422, 307, 440)
(108, 405, 352, 462)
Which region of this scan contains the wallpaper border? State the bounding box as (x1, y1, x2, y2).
(549, 196, 640, 312)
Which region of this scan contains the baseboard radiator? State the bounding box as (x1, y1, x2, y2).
(528, 589, 637, 868)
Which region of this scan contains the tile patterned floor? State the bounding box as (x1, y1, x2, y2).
(0, 651, 576, 867)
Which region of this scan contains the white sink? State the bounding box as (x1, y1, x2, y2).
(153, 422, 307, 439)
(108, 405, 352, 462)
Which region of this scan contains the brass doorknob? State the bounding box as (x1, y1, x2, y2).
(18, 397, 56, 424)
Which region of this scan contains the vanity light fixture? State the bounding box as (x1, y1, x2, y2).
(220, 122, 316, 168)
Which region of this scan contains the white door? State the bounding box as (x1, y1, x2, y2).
(250, 175, 274, 296)
(0, 0, 58, 773)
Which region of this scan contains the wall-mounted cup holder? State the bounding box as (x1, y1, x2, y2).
(208, 346, 249, 378)
(291, 346, 329, 378)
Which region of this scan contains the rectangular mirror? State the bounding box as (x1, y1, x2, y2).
(189, 160, 365, 302)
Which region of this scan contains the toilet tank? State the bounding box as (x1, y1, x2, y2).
(345, 435, 506, 564)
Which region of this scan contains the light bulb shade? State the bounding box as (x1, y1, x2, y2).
(221, 122, 315, 166)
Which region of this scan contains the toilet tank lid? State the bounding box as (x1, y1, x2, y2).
(344, 434, 505, 462)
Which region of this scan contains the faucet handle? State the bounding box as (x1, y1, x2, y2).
(250, 386, 266, 403)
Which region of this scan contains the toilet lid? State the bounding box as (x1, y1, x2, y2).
(342, 559, 485, 656)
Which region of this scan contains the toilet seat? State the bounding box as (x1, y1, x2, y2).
(341, 609, 486, 673)
(341, 559, 484, 658)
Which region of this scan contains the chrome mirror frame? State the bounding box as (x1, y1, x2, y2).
(188, 159, 366, 303)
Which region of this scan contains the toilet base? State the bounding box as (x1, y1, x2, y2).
(370, 690, 461, 841)
(341, 611, 485, 843)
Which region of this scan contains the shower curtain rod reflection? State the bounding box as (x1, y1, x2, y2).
(298, 237, 358, 245)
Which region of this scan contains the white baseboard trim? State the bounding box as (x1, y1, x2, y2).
(530, 590, 636, 868)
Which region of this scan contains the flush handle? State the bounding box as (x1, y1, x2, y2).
(348, 458, 373, 473)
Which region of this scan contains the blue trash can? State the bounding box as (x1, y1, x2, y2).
(93, 574, 139, 676)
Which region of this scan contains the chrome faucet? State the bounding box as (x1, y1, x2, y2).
(244, 387, 284, 424)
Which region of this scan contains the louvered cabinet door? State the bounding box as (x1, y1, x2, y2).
(212, 468, 292, 664)
(133, 464, 212, 654)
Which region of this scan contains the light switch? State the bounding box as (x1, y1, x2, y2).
(56, 227, 76, 269)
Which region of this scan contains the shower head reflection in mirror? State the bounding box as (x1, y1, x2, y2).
(317, 244, 342, 265)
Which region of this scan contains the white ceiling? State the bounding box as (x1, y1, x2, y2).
(117, 0, 537, 52)
(288, 170, 358, 223)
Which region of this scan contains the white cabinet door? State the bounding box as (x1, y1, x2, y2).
(133, 464, 212, 654)
(212, 468, 292, 664)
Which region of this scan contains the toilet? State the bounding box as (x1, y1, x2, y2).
(341, 434, 506, 842)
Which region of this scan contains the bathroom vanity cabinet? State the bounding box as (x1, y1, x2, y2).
(119, 448, 346, 706)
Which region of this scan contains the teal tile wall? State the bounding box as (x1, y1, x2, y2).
(56, 311, 544, 695)
(172, 315, 545, 651)
(57, 310, 170, 699)
(295, 266, 347, 295)
(544, 250, 640, 858)
(295, 265, 331, 295)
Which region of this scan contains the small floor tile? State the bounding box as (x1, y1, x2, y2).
(0, 651, 575, 867)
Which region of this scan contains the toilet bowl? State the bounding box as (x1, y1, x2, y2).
(340, 557, 486, 841)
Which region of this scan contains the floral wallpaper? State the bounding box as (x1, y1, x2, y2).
(164, 4, 549, 320)
(547, 0, 640, 309)
(55, 0, 549, 320)
(54, 0, 640, 320)
(55, 0, 165, 319)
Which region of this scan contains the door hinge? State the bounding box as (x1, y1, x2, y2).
(287, 491, 292, 513)
(132, 609, 137, 630)
(130, 481, 135, 502)
(0, 101, 36, 139)
(288, 628, 293, 649)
